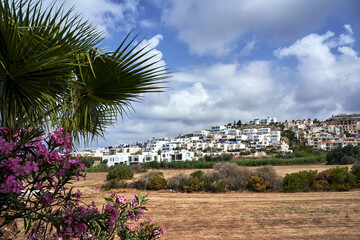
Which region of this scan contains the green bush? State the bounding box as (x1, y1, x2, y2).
(106, 165, 134, 181)
(180, 177, 205, 193)
(351, 161, 360, 184)
(79, 156, 99, 168)
(326, 145, 360, 165)
(283, 171, 314, 192)
(85, 163, 110, 172)
(190, 170, 204, 178)
(101, 179, 128, 191)
(248, 176, 270, 192)
(147, 176, 167, 190)
(213, 180, 226, 193)
(141, 161, 161, 169)
(328, 167, 356, 191)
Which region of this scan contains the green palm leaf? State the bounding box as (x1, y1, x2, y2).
(0, 0, 169, 143)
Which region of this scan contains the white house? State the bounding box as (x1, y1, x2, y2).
(210, 125, 226, 134)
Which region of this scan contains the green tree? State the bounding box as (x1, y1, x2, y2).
(0, 0, 169, 142)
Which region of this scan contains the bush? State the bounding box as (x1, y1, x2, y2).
(351, 161, 360, 184)
(248, 176, 270, 192)
(213, 163, 253, 191)
(326, 145, 360, 165)
(213, 180, 227, 193)
(167, 174, 189, 191)
(327, 167, 356, 191)
(106, 165, 134, 181)
(79, 156, 98, 168)
(283, 171, 315, 192)
(180, 177, 205, 193)
(85, 163, 110, 172)
(340, 156, 357, 164)
(255, 166, 283, 191)
(147, 176, 167, 190)
(141, 161, 161, 169)
(132, 171, 164, 190)
(190, 170, 204, 178)
(101, 179, 128, 190)
(131, 164, 144, 173)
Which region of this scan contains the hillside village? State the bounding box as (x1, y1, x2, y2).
(74, 114, 360, 167)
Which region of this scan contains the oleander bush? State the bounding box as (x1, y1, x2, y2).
(106, 165, 134, 181)
(0, 128, 164, 239)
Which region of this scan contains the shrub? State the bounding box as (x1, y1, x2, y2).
(180, 177, 205, 193)
(131, 164, 144, 173)
(132, 172, 164, 190)
(213, 163, 253, 191)
(190, 170, 204, 178)
(340, 156, 357, 164)
(0, 128, 164, 239)
(168, 174, 189, 191)
(283, 171, 315, 192)
(312, 169, 332, 191)
(79, 156, 97, 168)
(328, 167, 356, 191)
(141, 161, 161, 169)
(85, 163, 110, 172)
(147, 176, 167, 190)
(248, 176, 270, 192)
(255, 166, 283, 191)
(102, 179, 128, 190)
(326, 145, 360, 165)
(351, 161, 360, 184)
(106, 165, 134, 181)
(213, 180, 227, 193)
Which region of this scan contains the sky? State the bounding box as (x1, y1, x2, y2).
(46, 0, 360, 147)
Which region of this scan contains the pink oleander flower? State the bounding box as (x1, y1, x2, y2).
(0, 175, 24, 194)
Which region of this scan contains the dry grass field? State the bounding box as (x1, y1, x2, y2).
(69, 164, 360, 240)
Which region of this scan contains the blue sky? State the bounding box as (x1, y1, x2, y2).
(48, 0, 360, 147)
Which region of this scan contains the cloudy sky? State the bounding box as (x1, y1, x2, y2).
(49, 0, 360, 147)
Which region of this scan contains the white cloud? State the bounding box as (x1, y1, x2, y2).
(159, 0, 337, 56)
(94, 25, 360, 147)
(135, 34, 166, 72)
(44, 0, 141, 35)
(274, 25, 360, 114)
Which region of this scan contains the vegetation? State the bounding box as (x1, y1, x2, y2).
(106, 165, 134, 181)
(284, 167, 357, 192)
(85, 163, 110, 172)
(326, 145, 360, 165)
(79, 156, 101, 168)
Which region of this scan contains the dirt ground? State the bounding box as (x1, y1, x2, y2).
(69, 164, 360, 240)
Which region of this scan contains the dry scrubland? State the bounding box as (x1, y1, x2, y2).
(71, 164, 360, 240)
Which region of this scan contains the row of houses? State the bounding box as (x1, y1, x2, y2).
(285, 114, 360, 151)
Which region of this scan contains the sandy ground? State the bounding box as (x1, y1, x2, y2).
(68, 164, 360, 240)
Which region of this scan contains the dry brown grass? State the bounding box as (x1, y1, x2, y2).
(69, 164, 360, 240)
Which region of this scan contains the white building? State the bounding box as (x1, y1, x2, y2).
(210, 125, 226, 134)
(243, 128, 258, 135)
